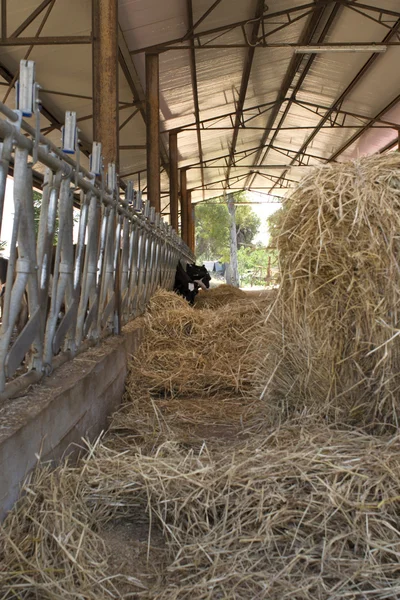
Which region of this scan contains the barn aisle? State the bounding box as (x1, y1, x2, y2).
(2, 283, 400, 599)
(4, 154, 400, 598)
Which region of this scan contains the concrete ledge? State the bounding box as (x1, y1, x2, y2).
(0, 319, 144, 522)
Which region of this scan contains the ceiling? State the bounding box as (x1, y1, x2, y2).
(1, 0, 400, 217)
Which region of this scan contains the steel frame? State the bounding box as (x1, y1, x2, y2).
(186, 0, 205, 191)
(162, 97, 397, 135)
(224, 0, 265, 189)
(266, 14, 400, 194)
(129, 1, 400, 54)
(2, 0, 400, 225)
(245, 1, 340, 189)
(328, 92, 400, 161)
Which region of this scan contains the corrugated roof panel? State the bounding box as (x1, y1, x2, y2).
(119, 0, 186, 49)
(0, 0, 400, 208)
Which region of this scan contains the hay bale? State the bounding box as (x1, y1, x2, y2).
(264, 154, 400, 428)
(194, 284, 247, 309)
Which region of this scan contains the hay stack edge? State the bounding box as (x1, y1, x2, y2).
(2, 154, 400, 599)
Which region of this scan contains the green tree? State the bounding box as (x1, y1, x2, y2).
(266, 205, 285, 249)
(237, 246, 278, 286)
(195, 191, 260, 262)
(236, 204, 260, 249)
(195, 201, 230, 261)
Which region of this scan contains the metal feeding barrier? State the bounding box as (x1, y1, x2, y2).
(0, 59, 194, 399)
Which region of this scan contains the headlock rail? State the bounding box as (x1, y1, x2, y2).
(0, 60, 194, 399)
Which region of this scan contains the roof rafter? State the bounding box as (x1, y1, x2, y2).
(182, 142, 327, 170)
(186, 0, 205, 191)
(10, 0, 53, 37)
(162, 97, 398, 134)
(224, 0, 265, 189)
(328, 92, 400, 160)
(129, 2, 330, 55)
(245, 0, 340, 189)
(182, 0, 224, 41)
(0, 36, 92, 45)
(118, 26, 170, 176)
(267, 14, 400, 195)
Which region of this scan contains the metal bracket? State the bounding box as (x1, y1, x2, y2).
(107, 163, 116, 195)
(16, 60, 36, 117)
(32, 83, 41, 166)
(135, 191, 143, 212)
(126, 180, 134, 205)
(62, 111, 77, 154)
(90, 141, 102, 176)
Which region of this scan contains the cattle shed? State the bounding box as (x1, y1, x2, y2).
(2, 1, 400, 598)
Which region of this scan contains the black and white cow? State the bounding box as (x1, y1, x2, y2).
(174, 260, 211, 304)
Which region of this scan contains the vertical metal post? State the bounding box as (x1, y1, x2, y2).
(180, 167, 188, 245)
(169, 131, 179, 231)
(191, 200, 196, 255)
(92, 0, 119, 167)
(187, 190, 194, 254)
(146, 52, 160, 212)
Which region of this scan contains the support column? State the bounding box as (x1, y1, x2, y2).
(92, 0, 120, 333)
(187, 191, 195, 254)
(92, 0, 119, 167)
(180, 168, 188, 245)
(169, 131, 179, 231)
(146, 53, 160, 213)
(192, 204, 196, 254)
(227, 193, 239, 287)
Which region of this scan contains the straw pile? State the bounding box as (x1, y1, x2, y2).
(0, 461, 148, 599)
(3, 280, 400, 598)
(5, 413, 400, 599)
(5, 147, 400, 600)
(194, 284, 246, 309)
(262, 154, 400, 428)
(128, 290, 271, 399)
(78, 422, 400, 600)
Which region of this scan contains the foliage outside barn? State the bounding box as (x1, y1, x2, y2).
(195, 191, 278, 286)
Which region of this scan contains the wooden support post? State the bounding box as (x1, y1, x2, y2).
(180, 168, 188, 245)
(92, 0, 119, 167)
(146, 52, 160, 213)
(190, 197, 196, 255)
(169, 131, 179, 231)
